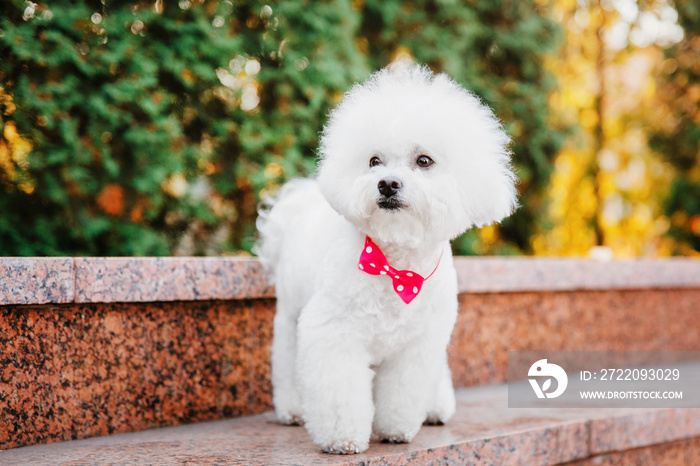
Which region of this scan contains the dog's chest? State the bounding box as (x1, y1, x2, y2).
(360, 297, 428, 365)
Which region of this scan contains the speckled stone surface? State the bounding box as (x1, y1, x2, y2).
(454, 257, 700, 293)
(0, 258, 74, 305)
(0, 300, 274, 450)
(73, 257, 275, 303)
(2, 288, 699, 450)
(571, 436, 700, 465)
(448, 289, 700, 387)
(2, 257, 699, 306)
(2, 385, 699, 465)
(2, 256, 699, 452)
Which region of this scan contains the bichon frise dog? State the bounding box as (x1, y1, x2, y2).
(256, 65, 517, 454)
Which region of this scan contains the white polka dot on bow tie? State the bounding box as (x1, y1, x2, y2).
(395, 275, 400, 279)
(383, 265, 389, 271)
(380, 271, 387, 275)
(370, 263, 375, 268)
(406, 272, 413, 277)
(397, 285, 404, 292)
(359, 264, 364, 270)
(366, 246, 372, 253)
(413, 286, 418, 293)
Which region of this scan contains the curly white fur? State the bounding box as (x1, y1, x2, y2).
(255, 65, 517, 454)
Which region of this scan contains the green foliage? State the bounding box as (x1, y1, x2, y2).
(0, 0, 563, 256)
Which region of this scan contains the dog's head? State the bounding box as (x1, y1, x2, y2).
(317, 65, 518, 248)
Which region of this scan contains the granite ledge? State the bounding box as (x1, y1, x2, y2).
(73, 257, 275, 303)
(0, 258, 74, 305)
(1, 256, 698, 306)
(454, 256, 700, 293)
(2, 384, 698, 465)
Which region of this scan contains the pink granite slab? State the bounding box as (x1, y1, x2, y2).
(454, 257, 700, 293)
(73, 257, 275, 303)
(2, 256, 699, 306)
(2, 385, 699, 465)
(448, 289, 700, 388)
(0, 258, 74, 305)
(588, 408, 700, 455)
(3, 286, 699, 450)
(571, 436, 700, 465)
(0, 300, 275, 450)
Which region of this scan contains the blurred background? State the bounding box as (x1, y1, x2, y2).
(0, 0, 698, 257)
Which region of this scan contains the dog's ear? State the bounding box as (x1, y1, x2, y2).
(316, 112, 361, 218)
(462, 160, 519, 228)
(456, 124, 518, 229)
(431, 75, 518, 229)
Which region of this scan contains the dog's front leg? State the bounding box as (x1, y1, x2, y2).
(424, 353, 456, 425)
(372, 340, 444, 443)
(295, 296, 374, 454)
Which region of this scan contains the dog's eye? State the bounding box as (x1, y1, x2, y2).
(416, 155, 434, 168)
(369, 156, 382, 168)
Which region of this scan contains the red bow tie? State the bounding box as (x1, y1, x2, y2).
(358, 236, 442, 304)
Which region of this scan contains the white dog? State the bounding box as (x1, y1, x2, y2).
(255, 65, 517, 454)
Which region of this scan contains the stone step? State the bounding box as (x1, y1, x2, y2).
(2, 384, 699, 465)
(1, 257, 699, 451)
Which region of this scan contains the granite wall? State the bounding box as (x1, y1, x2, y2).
(1, 257, 699, 450)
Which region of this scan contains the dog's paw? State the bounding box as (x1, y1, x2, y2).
(277, 412, 304, 426)
(321, 440, 368, 455)
(423, 413, 445, 426)
(380, 434, 411, 444)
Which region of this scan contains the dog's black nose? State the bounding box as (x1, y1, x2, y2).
(378, 177, 402, 198)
